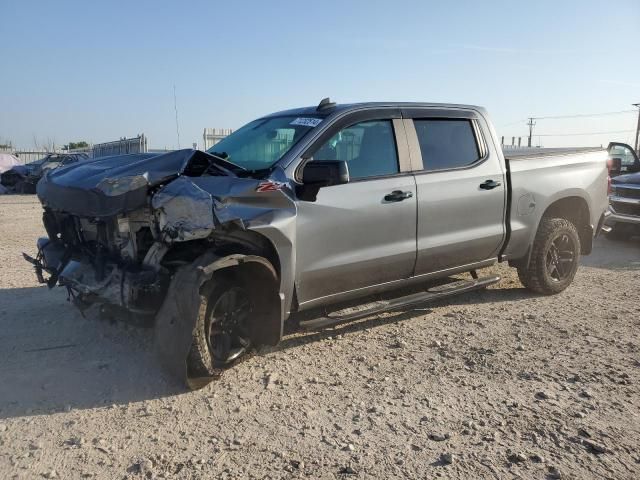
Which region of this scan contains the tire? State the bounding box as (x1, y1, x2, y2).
(13, 180, 25, 194)
(517, 217, 581, 295)
(187, 276, 253, 377)
(22, 182, 37, 194)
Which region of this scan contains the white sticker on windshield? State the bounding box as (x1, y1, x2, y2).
(290, 117, 322, 127)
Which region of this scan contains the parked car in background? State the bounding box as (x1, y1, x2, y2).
(0, 153, 90, 193)
(0, 153, 21, 174)
(0, 153, 21, 194)
(605, 142, 640, 239)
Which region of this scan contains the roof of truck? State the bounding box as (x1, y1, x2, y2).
(263, 101, 486, 118)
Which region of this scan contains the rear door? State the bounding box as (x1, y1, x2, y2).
(403, 109, 507, 274)
(295, 109, 417, 306)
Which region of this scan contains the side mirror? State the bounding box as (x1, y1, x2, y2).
(607, 157, 622, 177)
(297, 160, 350, 201)
(302, 160, 349, 185)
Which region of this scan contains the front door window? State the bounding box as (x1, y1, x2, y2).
(312, 120, 399, 179)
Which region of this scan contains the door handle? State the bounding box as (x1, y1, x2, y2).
(479, 180, 501, 190)
(384, 190, 413, 202)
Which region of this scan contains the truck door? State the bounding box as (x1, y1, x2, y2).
(608, 142, 640, 175)
(404, 110, 507, 275)
(295, 110, 417, 307)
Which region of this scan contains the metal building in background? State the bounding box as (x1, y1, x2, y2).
(203, 128, 232, 150)
(91, 134, 147, 158)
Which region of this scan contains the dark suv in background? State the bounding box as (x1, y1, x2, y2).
(606, 142, 640, 239)
(0, 152, 89, 193)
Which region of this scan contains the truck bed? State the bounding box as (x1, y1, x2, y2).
(502, 146, 605, 159)
(501, 146, 609, 262)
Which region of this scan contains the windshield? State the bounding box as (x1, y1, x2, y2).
(206, 115, 324, 170)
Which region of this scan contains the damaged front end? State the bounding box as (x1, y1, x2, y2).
(27, 149, 227, 316)
(26, 148, 291, 388)
(25, 205, 168, 324)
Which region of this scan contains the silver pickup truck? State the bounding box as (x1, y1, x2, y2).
(27, 100, 609, 386)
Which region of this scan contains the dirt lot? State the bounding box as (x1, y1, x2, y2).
(0, 195, 639, 480)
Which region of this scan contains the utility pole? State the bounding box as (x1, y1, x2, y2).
(633, 103, 640, 154)
(173, 84, 181, 149)
(527, 117, 536, 147)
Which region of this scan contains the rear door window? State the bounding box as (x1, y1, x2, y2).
(413, 119, 481, 171)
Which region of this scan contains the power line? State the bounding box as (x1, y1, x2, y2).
(535, 129, 635, 137)
(499, 119, 527, 127)
(500, 109, 636, 127)
(532, 109, 636, 120)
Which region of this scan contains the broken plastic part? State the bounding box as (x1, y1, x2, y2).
(151, 177, 215, 243)
(153, 252, 281, 390)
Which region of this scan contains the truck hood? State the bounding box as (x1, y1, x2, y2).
(611, 171, 640, 185)
(37, 149, 240, 217)
(36, 148, 294, 226)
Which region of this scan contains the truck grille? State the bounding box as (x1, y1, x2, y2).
(612, 201, 640, 217)
(614, 187, 640, 199)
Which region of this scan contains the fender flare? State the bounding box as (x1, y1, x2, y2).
(153, 251, 281, 390)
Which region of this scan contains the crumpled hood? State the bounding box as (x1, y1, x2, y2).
(40, 150, 191, 190)
(37, 149, 236, 217)
(612, 171, 640, 186)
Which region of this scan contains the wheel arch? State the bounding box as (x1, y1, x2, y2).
(540, 195, 592, 255)
(161, 228, 282, 278)
(509, 194, 592, 270)
(154, 251, 282, 390)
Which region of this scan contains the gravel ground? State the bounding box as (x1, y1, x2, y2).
(0, 195, 639, 479)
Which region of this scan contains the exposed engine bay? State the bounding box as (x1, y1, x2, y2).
(24, 149, 288, 387)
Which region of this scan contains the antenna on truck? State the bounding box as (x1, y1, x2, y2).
(316, 97, 336, 111)
(173, 84, 181, 149)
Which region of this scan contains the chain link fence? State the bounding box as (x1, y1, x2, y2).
(3, 135, 149, 164)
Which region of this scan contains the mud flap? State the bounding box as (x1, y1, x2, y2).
(153, 252, 281, 390)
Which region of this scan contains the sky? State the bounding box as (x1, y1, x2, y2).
(1, 0, 639, 150)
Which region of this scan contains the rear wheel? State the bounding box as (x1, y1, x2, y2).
(188, 276, 253, 377)
(517, 217, 580, 295)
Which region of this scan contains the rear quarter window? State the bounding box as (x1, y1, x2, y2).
(413, 119, 481, 171)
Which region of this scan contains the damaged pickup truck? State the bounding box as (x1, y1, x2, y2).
(27, 99, 609, 388)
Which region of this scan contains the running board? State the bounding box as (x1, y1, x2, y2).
(299, 275, 501, 331)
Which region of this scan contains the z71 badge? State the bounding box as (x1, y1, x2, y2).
(255, 181, 286, 193)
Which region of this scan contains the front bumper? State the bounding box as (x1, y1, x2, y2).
(604, 201, 640, 227)
(24, 237, 162, 314)
(0, 171, 25, 188)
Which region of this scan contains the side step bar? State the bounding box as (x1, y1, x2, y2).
(299, 275, 501, 331)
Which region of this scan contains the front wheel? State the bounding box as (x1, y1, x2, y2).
(187, 276, 253, 377)
(517, 217, 581, 295)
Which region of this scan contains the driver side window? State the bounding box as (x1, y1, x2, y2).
(609, 144, 640, 173)
(312, 120, 399, 180)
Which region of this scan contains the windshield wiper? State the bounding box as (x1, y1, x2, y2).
(206, 151, 247, 173)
